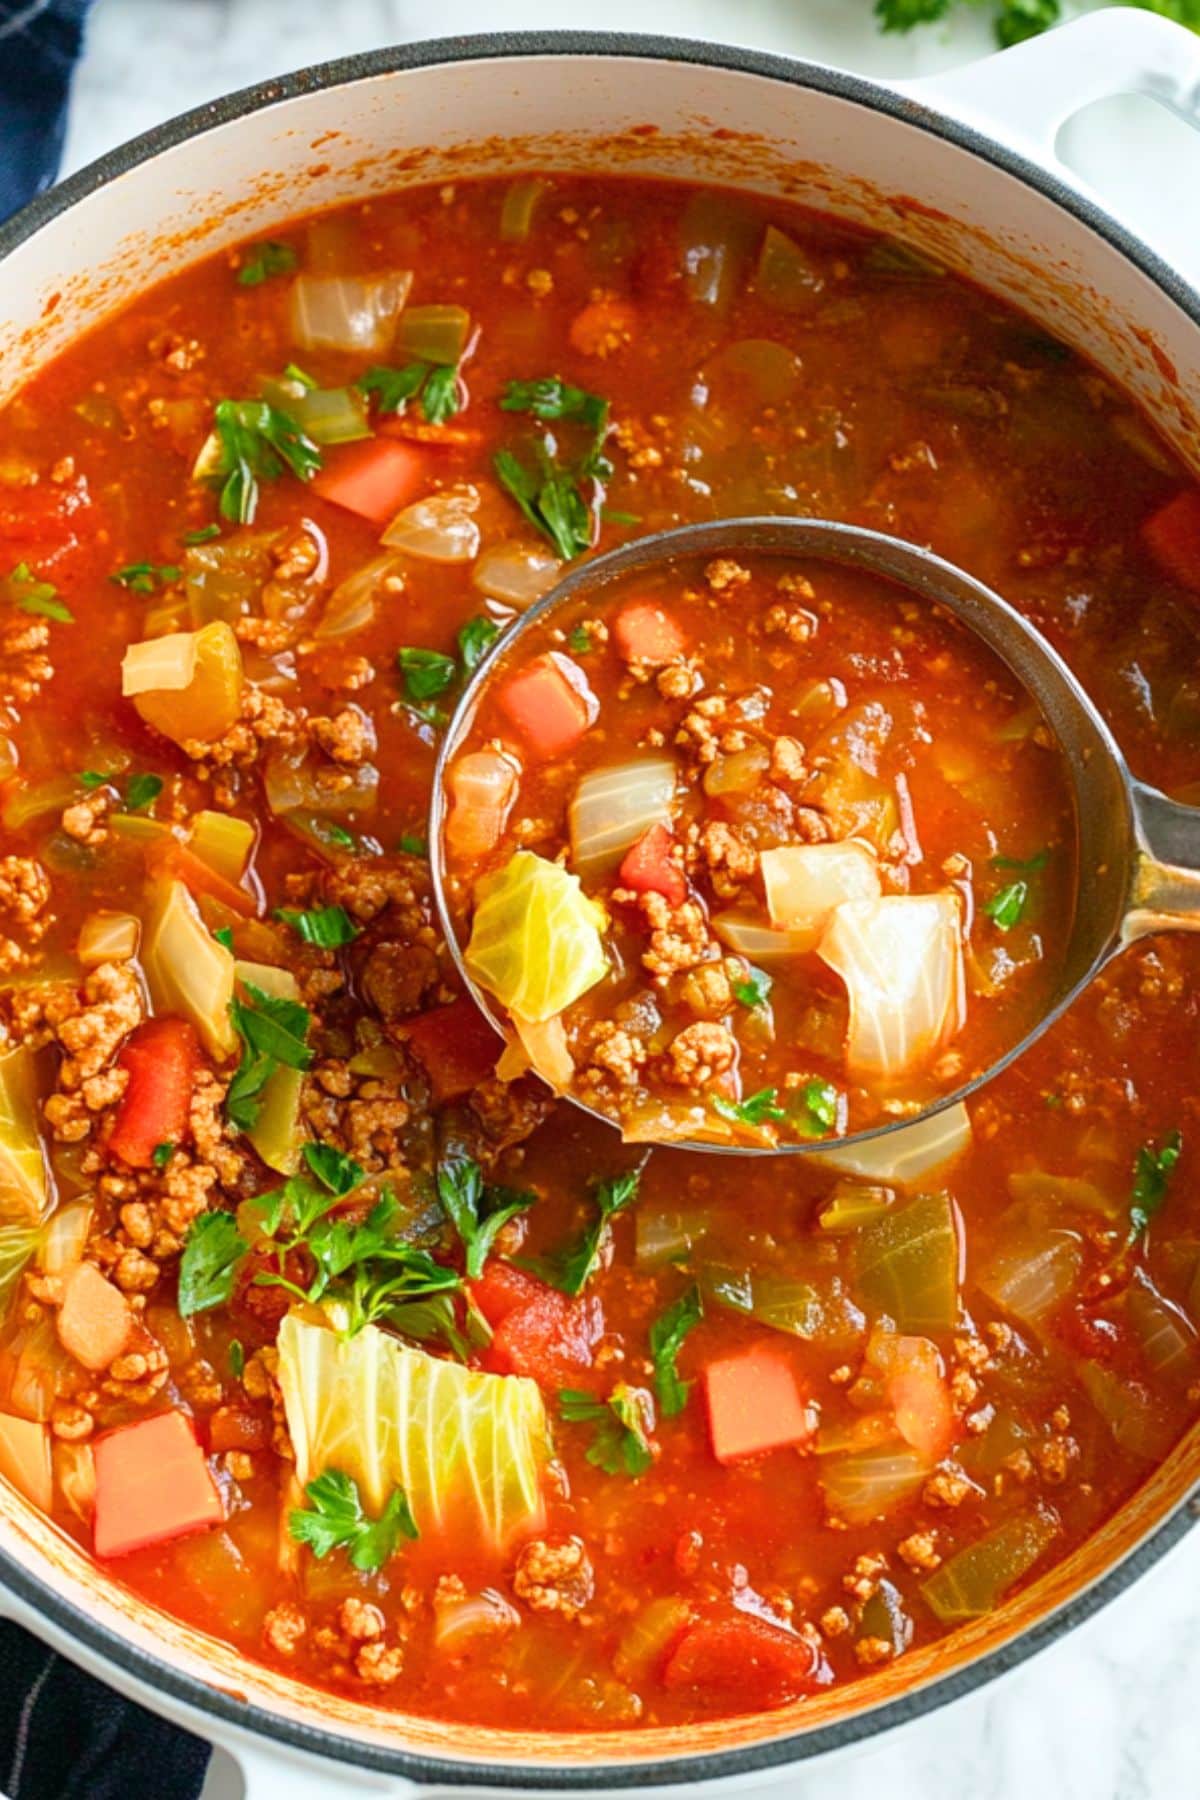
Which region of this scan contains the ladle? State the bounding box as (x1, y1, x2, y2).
(429, 519, 1200, 1157)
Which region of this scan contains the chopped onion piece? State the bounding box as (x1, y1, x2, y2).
(315, 554, 405, 641)
(434, 1584, 520, 1653)
(712, 911, 820, 961)
(472, 540, 561, 610)
(0, 1411, 51, 1511)
(38, 1202, 92, 1279)
(76, 911, 139, 969)
(1126, 1270, 1196, 1377)
(569, 758, 676, 877)
(264, 745, 379, 818)
(921, 1506, 1058, 1622)
(512, 1014, 574, 1091)
(702, 745, 769, 797)
(815, 1103, 972, 1189)
(819, 894, 964, 1079)
(761, 841, 881, 933)
(978, 1218, 1081, 1330)
(290, 272, 413, 355)
(820, 1442, 929, 1525)
(121, 632, 197, 697)
(381, 485, 481, 563)
(446, 748, 520, 859)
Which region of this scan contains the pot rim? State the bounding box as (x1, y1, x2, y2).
(2, 27, 1199, 1788)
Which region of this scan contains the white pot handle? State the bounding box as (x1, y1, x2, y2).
(899, 7, 1200, 289)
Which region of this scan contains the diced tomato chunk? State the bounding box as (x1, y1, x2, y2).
(207, 1403, 271, 1454)
(704, 1345, 816, 1464)
(93, 1410, 224, 1559)
(107, 1016, 200, 1170)
(498, 654, 594, 757)
(311, 438, 425, 526)
(618, 822, 686, 907)
(471, 1261, 602, 1390)
(866, 1330, 956, 1464)
(1143, 488, 1200, 594)
(613, 601, 685, 669)
(0, 475, 97, 586)
(402, 998, 502, 1103)
(663, 1615, 831, 1713)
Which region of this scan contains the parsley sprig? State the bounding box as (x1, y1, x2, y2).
(178, 1210, 247, 1316)
(649, 1285, 703, 1418)
(712, 1087, 787, 1128)
(288, 1469, 417, 1570)
(273, 903, 360, 949)
(236, 241, 298, 287)
(436, 1153, 535, 1280)
(4, 564, 73, 623)
(359, 362, 461, 427)
(226, 981, 313, 1132)
(201, 399, 321, 525)
(558, 1385, 655, 1477)
(531, 1168, 642, 1296)
(1125, 1130, 1183, 1249)
(494, 375, 612, 561)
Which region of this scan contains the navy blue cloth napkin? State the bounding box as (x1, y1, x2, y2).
(0, 5, 212, 1794)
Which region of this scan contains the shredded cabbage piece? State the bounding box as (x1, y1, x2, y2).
(760, 840, 880, 933)
(0, 1048, 50, 1227)
(277, 1313, 549, 1550)
(819, 893, 963, 1079)
(815, 1102, 972, 1189)
(466, 850, 608, 1023)
(569, 758, 676, 877)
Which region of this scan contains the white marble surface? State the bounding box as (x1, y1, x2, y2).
(51, 2, 1200, 1797)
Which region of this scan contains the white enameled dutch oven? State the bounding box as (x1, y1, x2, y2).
(2, 12, 1200, 1794)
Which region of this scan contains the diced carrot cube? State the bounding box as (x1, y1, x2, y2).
(402, 997, 502, 1103)
(107, 1016, 199, 1170)
(312, 439, 424, 526)
(145, 839, 256, 917)
(56, 1264, 133, 1373)
(618, 823, 686, 907)
(498, 654, 594, 757)
(93, 1410, 224, 1558)
(704, 1346, 816, 1464)
(866, 1330, 956, 1464)
(613, 601, 685, 669)
(1143, 488, 1200, 594)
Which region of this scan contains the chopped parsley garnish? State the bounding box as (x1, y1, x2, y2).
(236, 241, 298, 287)
(283, 362, 317, 389)
(213, 926, 235, 951)
(712, 1087, 787, 1128)
(177, 1211, 248, 1317)
(558, 1385, 655, 1478)
(500, 376, 608, 434)
(649, 1285, 703, 1418)
(274, 903, 360, 949)
(396, 646, 457, 703)
(398, 832, 427, 858)
(732, 966, 772, 1010)
(288, 1469, 418, 1570)
(152, 1141, 175, 1171)
(358, 361, 461, 426)
(1125, 1130, 1183, 1249)
(435, 1152, 535, 1280)
(494, 376, 612, 561)
(124, 772, 164, 813)
(983, 880, 1028, 931)
(310, 818, 356, 852)
(202, 398, 322, 526)
(991, 848, 1049, 872)
(6, 564, 72, 623)
(226, 980, 313, 1132)
(567, 625, 593, 654)
(228, 1339, 245, 1380)
(111, 561, 181, 594)
(795, 1078, 839, 1138)
(182, 523, 222, 546)
(534, 1168, 642, 1296)
(457, 615, 500, 672)
(78, 770, 110, 790)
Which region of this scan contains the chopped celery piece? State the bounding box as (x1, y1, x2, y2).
(2, 775, 83, 831)
(500, 178, 546, 242)
(679, 193, 756, 311)
(635, 1205, 712, 1268)
(184, 532, 276, 627)
(108, 813, 172, 844)
(820, 1442, 929, 1525)
(0, 1048, 49, 1227)
(755, 225, 824, 313)
(248, 1063, 306, 1176)
(189, 810, 255, 883)
(143, 879, 237, 1060)
(817, 1182, 895, 1235)
(260, 378, 371, 445)
(699, 1262, 822, 1338)
(278, 1313, 549, 1549)
(921, 1506, 1058, 1623)
(465, 851, 608, 1024)
(396, 304, 471, 366)
(856, 1191, 960, 1333)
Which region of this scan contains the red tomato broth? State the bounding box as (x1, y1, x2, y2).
(0, 172, 1190, 1733)
(440, 553, 1078, 1142)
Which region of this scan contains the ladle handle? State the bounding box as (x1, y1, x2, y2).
(1124, 781, 1200, 943)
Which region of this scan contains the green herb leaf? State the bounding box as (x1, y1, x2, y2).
(152, 1141, 175, 1171)
(873, 0, 953, 28)
(111, 561, 181, 594)
(436, 1152, 535, 1281)
(236, 241, 298, 287)
(991, 848, 1049, 872)
(182, 524, 222, 546)
(1125, 1130, 1183, 1248)
(795, 1078, 839, 1139)
(312, 819, 356, 851)
(494, 445, 595, 562)
(732, 966, 772, 1010)
(226, 981, 312, 1130)
(213, 926, 235, 951)
(457, 615, 500, 673)
(558, 1384, 655, 1478)
(712, 1087, 787, 1128)
(78, 770, 111, 790)
(274, 903, 360, 948)
(649, 1285, 703, 1418)
(983, 880, 1028, 931)
(567, 625, 592, 654)
(501, 376, 608, 433)
(228, 1338, 245, 1380)
(398, 833, 427, 858)
(397, 645, 457, 702)
(6, 564, 73, 623)
(303, 1141, 365, 1198)
(421, 363, 461, 426)
(125, 772, 164, 813)
(288, 1469, 418, 1570)
(358, 363, 431, 414)
(539, 1168, 642, 1296)
(204, 399, 322, 526)
(178, 1211, 248, 1317)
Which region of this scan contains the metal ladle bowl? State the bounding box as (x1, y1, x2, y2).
(429, 519, 1200, 1157)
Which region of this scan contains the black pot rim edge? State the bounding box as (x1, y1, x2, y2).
(2, 26, 1199, 1790)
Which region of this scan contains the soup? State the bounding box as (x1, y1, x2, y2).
(0, 172, 1194, 1730)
